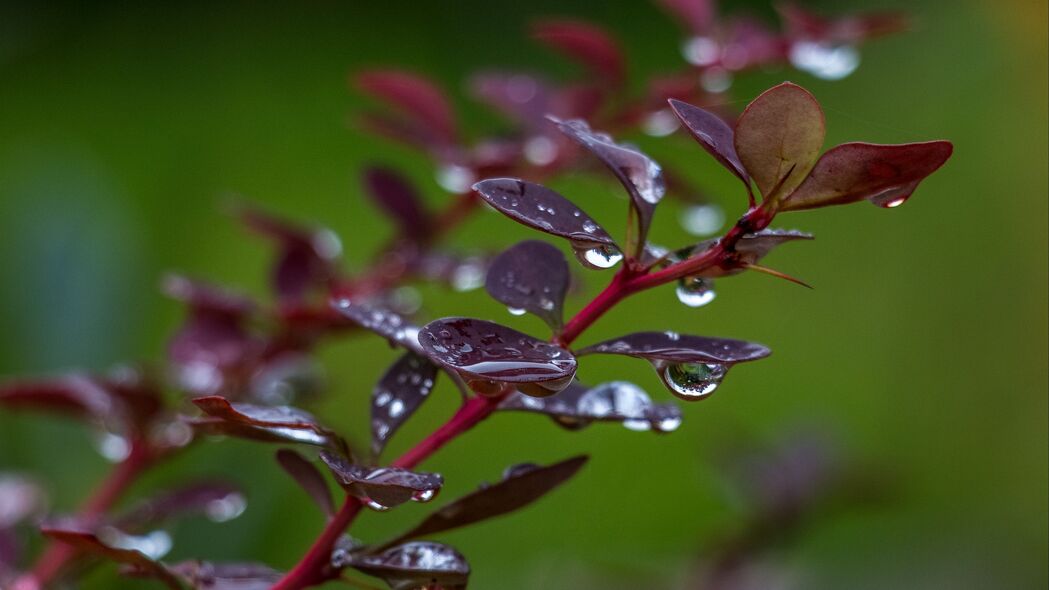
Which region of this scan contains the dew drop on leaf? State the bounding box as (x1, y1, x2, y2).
(573, 243, 624, 270)
(676, 277, 716, 308)
(507, 306, 527, 317)
(660, 362, 728, 401)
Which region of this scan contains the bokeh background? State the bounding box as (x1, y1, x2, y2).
(0, 0, 1045, 588)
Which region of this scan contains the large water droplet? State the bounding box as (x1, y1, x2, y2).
(412, 489, 437, 503)
(660, 362, 728, 400)
(789, 41, 860, 80)
(676, 277, 716, 308)
(655, 415, 683, 433)
(365, 498, 391, 512)
(507, 306, 527, 316)
(679, 203, 725, 236)
(573, 243, 623, 270)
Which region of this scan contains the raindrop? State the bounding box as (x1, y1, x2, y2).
(660, 362, 728, 400)
(205, 493, 247, 522)
(388, 399, 406, 418)
(99, 528, 173, 560)
(679, 203, 725, 236)
(655, 415, 683, 433)
(676, 277, 716, 308)
(94, 431, 131, 463)
(622, 419, 651, 432)
(412, 489, 437, 503)
(365, 499, 391, 512)
(789, 41, 860, 80)
(573, 243, 624, 270)
(507, 306, 527, 316)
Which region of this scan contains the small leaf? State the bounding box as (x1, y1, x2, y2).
(343, 541, 469, 590)
(734, 82, 825, 200)
(500, 381, 682, 433)
(531, 20, 625, 86)
(418, 318, 577, 396)
(362, 166, 431, 238)
(485, 240, 570, 330)
(191, 396, 344, 451)
(472, 178, 617, 253)
(381, 456, 586, 548)
(470, 73, 555, 131)
(40, 520, 180, 588)
(0, 374, 115, 421)
(331, 299, 422, 352)
(371, 352, 439, 458)
(668, 98, 750, 188)
(276, 449, 335, 518)
(355, 70, 458, 148)
(553, 118, 666, 256)
(781, 141, 953, 211)
(319, 451, 442, 511)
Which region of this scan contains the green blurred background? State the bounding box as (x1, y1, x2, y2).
(0, 0, 1045, 588)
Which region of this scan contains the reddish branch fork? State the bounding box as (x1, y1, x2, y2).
(272, 201, 775, 590)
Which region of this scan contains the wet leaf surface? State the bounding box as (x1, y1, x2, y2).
(500, 381, 682, 433)
(371, 352, 439, 458)
(319, 451, 442, 511)
(346, 541, 470, 590)
(484, 240, 569, 330)
(669, 98, 750, 187)
(331, 299, 422, 352)
(191, 396, 343, 450)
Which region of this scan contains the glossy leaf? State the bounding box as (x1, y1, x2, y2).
(40, 521, 180, 588)
(578, 331, 771, 364)
(485, 240, 570, 330)
(472, 178, 617, 252)
(371, 352, 439, 458)
(734, 82, 825, 200)
(418, 318, 576, 395)
(355, 70, 458, 148)
(669, 98, 749, 187)
(362, 166, 431, 238)
(165, 560, 283, 590)
(276, 449, 335, 517)
(331, 298, 422, 352)
(381, 456, 587, 549)
(500, 381, 682, 433)
(319, 451, 442, 511)
(344, 541, 469, 590)
(553, 117, 666, 255)
(781, 141, 953, 211)
(531, 20, 625, 86)
(192, 396, 343, 450)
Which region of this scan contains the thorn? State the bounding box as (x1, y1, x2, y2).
(743, 263, 813, 289)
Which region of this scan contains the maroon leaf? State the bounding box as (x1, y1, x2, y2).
(355, 70, 458, 148)
(362, 166, 431, 238)
(331, 298, 422, 351)
(40, 520, 180, 588)
(319, 451, 442, 511)
(734, 82, 825, 200)
(668, 98, 750, 189)
(470, 73, 556, 132)
(472, 178, 621, 269)
(500, 381, 682, 433)
(381, 456, 588, 548)
(484, 240, 569, 330)
(276, 449, 335, 518)
(116, 482, 245, 531)
(531, 20, 625, 87)
(371, 352, 439, 458)
(553, 118, 666, 255)
(781, 141, 953, 211)
(578, 331, 770, 401)
(343, 541, 469, 590)
(777, 2, 908, 44)
(192, 396, 343, 450)
(418, 318, 577, 396)
(0, 374, 114, 421)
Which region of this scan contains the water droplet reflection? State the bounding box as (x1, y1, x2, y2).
(573, 243, 624, 270)
(660, 362, 728, 400)
(676, 277, 716, 308)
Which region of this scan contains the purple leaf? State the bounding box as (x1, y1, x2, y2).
(276, 449, 335, 518)
(417, 318, 577, 396)
(484, 240, 569, 330)
(381, 456, 587, 549)
(470, 73, 556, 132)
(0, 374, 115, 421)
(553, 118, 665, 256)
(318, 451, 442, 511)
(40, 520, 180, 588)
(734, 82, 825, 200)
(668, 98, 750, 188)
(342, 541, 470, 590)
(331, 299, 422, 351)
(191, 396, 344, 451)
(371, 352, 439, 458)
(355, 70, 458, 149)
(781, 141, 953, 211)
(777, 2, 908, 44)
(578, 332, 770, 401)
(362, 166, 431, 238)
(531, 20, 625, 86)
(116, 482, 245, 531)
(472, 178, 621, 270)
(500, 381, 682, 433)
(165, 560, 283, 590)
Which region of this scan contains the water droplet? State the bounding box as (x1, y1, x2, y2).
(642, 108, 680, 137)
(676, 277, 716, 308)
(679, 203, 725, 236)
(789, 41, 860, 80)
(882, 197, 906, 208)
(94, 431, 130, 463)
(435, 165, 476, 194)
(99, 528, 172, 560)
(412, 489, 437, 503)
(365, 498, 391, 512)
(622, 418, 651, 432)
(388, 399, 405, 418)
(507, 306, 527, 316)
(661, 362, 728, 400)
(655, 415, 683, 432)
(205, 493, 247, 522)
(450, 261, 484, 291)
(573, 243, 623, 270)
(682, 36, 720, 66)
